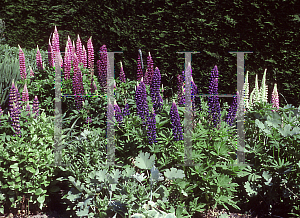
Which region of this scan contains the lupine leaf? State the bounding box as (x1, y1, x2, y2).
(135, 152, 155, 170)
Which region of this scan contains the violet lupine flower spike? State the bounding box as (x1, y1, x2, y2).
(170, 100, 184, 141)
(208, 65, 221, 128)
(36, 45, 43, 71)
(122, 99, 130, 117)
(137, 52, 143, 82)
(18, 44, 26, 80)
(135, 78, 149, 128)
(119, 61, 126, 83)
(48, 38, 54, 68)
(32, 96, 39, 118)
(146, 107, 157, 145)
(150, 67, 163, 113)
(87, 36, 94, 75)
(114, 99, 123, 124)
(225, 92, 238, 126)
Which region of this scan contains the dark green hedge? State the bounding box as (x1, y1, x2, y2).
(0, 0, 299, 107)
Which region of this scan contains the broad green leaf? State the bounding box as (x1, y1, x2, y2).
(164, 168, 185, 180)
(35, 188, 43, 195)
(135, 152, 155, 170)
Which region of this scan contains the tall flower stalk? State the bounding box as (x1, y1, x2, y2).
(9, 80, 21, 137)
(208, 65, 221, 128)
(271, 83, 279, 112)
(170, 100, 183, 141)
(137, 52, 143, 82)
(32, 96, 39, 118)
(87, 36, 94, 75)
(48, 38, 54, 68)
(146, 107, 157, 145)
(98, 45, 108, 93)
(150, 67, 163, 114)
(119, 61, 126, 83)
(18, 44, 26, 80)
(135, 78, 149, 128)
(147, 52, 154, 86)
(225, 92, 238, 126)
(36, 45, 43, 71)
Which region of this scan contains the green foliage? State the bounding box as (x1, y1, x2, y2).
(0, 110, 57, 215)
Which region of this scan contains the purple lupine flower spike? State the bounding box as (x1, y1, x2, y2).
(32, 96, 39, 118)
(64, 43, 71, 80)
(150, 67, 163, 113)
(48, 38, 54, 68)
(114, 99, 123, 124)
(22, 83, 29, 103)
(18, 44, 26, 80)
(87, 36, 94, 74)
(208, 65, 221, 128)
(137, 52, 143, 82)
(122, 99, 130, 116)
(170, 100, 183, 141)
(36, 45, 43, 71)
(98, 45, 108, 92)
(119, 61, 126, 83)
(225, 92, 238, 126)
(146, 107, 157, 145)
(76, 34, 83, 65)
(147, 52, 154, 86)
(135, 78, 149, 128)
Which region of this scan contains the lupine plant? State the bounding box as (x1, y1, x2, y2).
(150, 67, 163, 114)
(135, 78, 149, 129)
(119, 61, 126, 83)
(36, 45, 43, 71)
(137, 52, 143, 82)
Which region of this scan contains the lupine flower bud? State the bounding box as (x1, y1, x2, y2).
(18, 44, 26, 80)
(119, 61, 126, 83)
(146, 107, 157, 145)
(29, 66, 34, 77)
(208, 65, 221, 128)
(86, 117, 92, 124)
(48, 38, 54, 68)
(33, 96, 39, 118)
(271, 83, 279, 112)
(22, 83, 29, 103)
(170, 100, 183, 141)
(36, 45, 43, 71)
(137, 52, 143, 82)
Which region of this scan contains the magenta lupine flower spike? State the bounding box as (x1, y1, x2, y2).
(137, 52, 143, 81)
(48, 38, 54, 68)
(67, 36, 73, 64)
(52, 26, 60, 63)
(18, 44, 26, 80)
(36, 45, 43, 71)
(208, 65, 221, 128)
(271, 83, 279, 112)
(82, 45, 87, 69)
(32, 96, 39, 118)
(120, 61, 126, 83)
(76, 34, 83, 65)
(87, 36, 94, 73)
(98, 45, 108, 92)
(29, 66, 34, 77)
(22, 83, 29, 102)
(114, 99, 123, 124)
(147, 52, 154, 86)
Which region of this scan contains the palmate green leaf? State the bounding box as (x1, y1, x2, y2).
(164, 168, 185, 180)
(135, 152, 155, 170)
